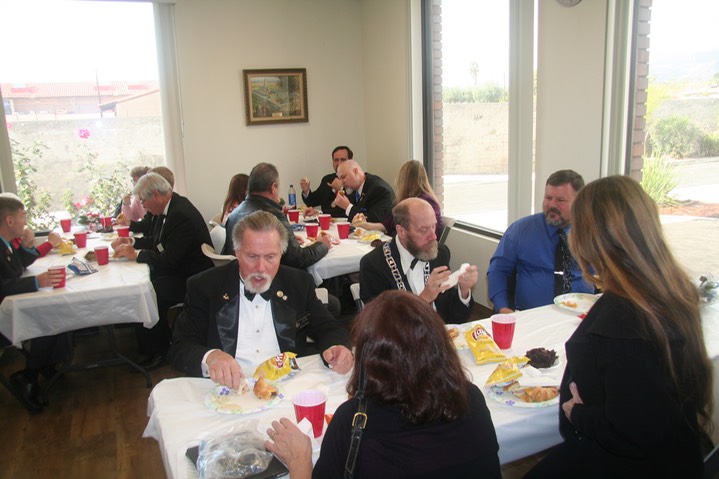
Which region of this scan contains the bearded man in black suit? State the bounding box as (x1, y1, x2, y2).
(359, 197, 478, 324)
(334, 159, 395, 223)
(112, 172, 213, 369)
(168, 211, 353, 389)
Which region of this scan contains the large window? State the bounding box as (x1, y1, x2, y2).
(636, 0, 719, 279)
(0, 0, 166, 230)
(435, 0, 536, 233)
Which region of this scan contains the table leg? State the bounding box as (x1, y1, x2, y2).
(41, 325, 153, 404)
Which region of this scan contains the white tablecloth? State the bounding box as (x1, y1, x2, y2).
(300, 223, 384, 286)
(0, 237, 159, 345)
(143, 302, 719, 479)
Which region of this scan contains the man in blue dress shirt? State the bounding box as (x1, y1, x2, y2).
(487, 170, 594, 313)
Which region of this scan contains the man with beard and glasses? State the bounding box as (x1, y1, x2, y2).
(487, 169, 593, 313)
(167, 211, 352, 389)
(359, 197, 478, 324)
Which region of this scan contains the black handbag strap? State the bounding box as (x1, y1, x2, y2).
(344, 350, 368, 479)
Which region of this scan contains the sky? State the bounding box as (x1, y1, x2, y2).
(0, 0, 717, 85)
(0, 0, 158, 82)
(440, 0, 719, 88)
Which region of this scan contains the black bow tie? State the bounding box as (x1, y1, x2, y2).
(243, 286, 273, 302)
(410, 258, 420, 270)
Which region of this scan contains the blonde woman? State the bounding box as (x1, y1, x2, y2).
(353, 160, 443, 237)
(526, 176, 712, 478)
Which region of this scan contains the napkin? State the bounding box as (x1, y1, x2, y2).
(517, 365, 561, 387)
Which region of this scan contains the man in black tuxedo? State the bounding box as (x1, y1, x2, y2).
(0, 196, 66, 412)
(168, 211, 353, 389)
(334, 159, 395, 223)
(113, 173, 213, 369)
(300, 145, 352, 218)
(359, 198, 478, 324)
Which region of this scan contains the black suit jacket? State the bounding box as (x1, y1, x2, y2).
(359, 237, 473, 324)
(222, 194, 328, 269)
(168, 261, 350, 377)
(134, 192, 213, 279)
(0, 241, 39, 302)
(347, 173, 395, 223)
(302, 172, 346, 217)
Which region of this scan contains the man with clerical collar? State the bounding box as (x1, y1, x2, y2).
(168, 211, 353, 389)
(359, 197, 478, 324)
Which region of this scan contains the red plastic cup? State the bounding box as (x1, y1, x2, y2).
(94, 246, 109, 266)
(287, 209, 300, 223)
(318, 214, 331, 230)
(305, 223, 319, 238)
(116, 226, 130, 237)
(73, 231, 87, 248)
(336, 222, 350, 239)
(491, 314, 517, 349)
(60, 218, 72, 233)
(48, 265, 66, 289)
(292, 390, 327, 438)
(100, 216, 113, 228)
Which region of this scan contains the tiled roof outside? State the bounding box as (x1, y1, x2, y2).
(1, 81, 160, 99)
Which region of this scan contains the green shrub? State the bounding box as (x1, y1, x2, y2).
(650, 115, 702, 158)
(697, 132, 719, 157)
(443, 84, 508, 103)
(10, 138, 56, 230)
(640, 157, 679, 206)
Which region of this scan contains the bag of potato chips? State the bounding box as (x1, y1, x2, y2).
(485, 356, 530, 387)
(253, 352, 300, 382)
(464, 324, 506, 365)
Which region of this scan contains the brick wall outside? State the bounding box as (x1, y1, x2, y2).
(629, 0, 652, 181)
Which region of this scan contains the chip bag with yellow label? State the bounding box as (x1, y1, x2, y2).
(464, 324, 506, 365)
(484, 356, 530, 387)
(253, 352, 300, 382)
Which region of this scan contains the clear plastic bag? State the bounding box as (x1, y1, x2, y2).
(197, 423, 273, 479)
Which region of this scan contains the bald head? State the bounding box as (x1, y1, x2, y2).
(393, 197, 438, 261)
(337, 160, 366, 191)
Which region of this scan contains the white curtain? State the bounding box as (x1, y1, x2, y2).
(154, 2, 187, 195)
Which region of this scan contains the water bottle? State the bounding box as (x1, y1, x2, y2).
(288, 185, 297, 207)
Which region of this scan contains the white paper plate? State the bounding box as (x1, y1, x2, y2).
(553, 293, 599, 314)
(205, 382, 284, 415)
(486, 385, 560, 408)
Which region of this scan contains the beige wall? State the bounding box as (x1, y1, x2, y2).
(535, 0, 607, 200)
(172, 0, 368, 218)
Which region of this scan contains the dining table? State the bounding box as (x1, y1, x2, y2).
(143, 299, 719, 479)
(298, 220, 387, 287)
(0, 231, 160, 395)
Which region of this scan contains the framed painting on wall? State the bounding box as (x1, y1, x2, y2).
(243, 68, 308, 125)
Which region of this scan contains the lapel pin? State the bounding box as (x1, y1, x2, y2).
(222, 293, 230, 301)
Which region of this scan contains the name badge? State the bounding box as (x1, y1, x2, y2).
(296, 312, 310, 330)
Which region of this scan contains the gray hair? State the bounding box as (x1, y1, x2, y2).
(232, 211, 288, 253)
(134, 172, 172, 200)
(248, 163, 279, 194)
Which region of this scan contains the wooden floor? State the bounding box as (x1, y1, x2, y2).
(0, 315, 545, 479)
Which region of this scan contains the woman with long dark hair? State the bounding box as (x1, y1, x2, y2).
(526, 175, 712, 478)
(265, 290, 500, 479)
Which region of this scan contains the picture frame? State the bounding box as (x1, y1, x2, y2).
(243, 68, 308, 125)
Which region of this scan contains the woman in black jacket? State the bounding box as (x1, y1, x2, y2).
(526, 176, 713, 478)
